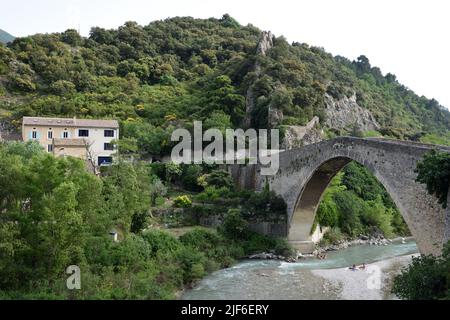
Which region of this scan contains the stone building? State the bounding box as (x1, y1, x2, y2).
(22, 116, 119, 166)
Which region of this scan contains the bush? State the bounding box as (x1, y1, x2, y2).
(173, 195, 192, 208)
(173, 246, 207, 283)
(320, 227, 344, 246)
(415, 150, 450, 208)
(141, 229, 181, 257)
(180, 165, 203, 191)
(196, 186, 230, 202)
(200, 170, 234, 190)
(240, 232, 294, 257)
(179, 228, 223, 251)
(148, 162, 166, 181)
(392, 250, 449, 300)
(180, 228, 244, 266)
(244, 189, 287, 220)
(219, 209, 249, 240)
(165, 162, 182, 183)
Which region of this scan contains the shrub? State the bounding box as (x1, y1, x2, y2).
(415, 150, 450, 208)
(180, 165, 203, 191)
(219, 209, 249, 240)
(239, 232, 294, 257)
(109, 234, 152, 271)
(148, 162, 166, 181)
(141, 229, 181, 257)
(320, 227, 344, 246)
(199, 170, 234, 190)
(179, 228, 223, 251)
(392, 251, 449, 299)
(165, 162, 182, 183)
(130, 211, 149, 233)
(173, 195, 192, 208)
(244, 189, 287, 220)
(174, 246, 207, 283)
(196, 186, 230, 202)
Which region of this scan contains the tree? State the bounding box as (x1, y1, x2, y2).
(165, 162, 182, 183)
(50, 80, 76, 95)
(219, 209, 249, 240)
(392, 241, 450, 300)
(201, 75, 245, 125)
(415, 150, 450, 208)
(149, 178, 167, 206)
(61, 29, 83, 46)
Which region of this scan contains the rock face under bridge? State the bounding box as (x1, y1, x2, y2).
(248, 137, 450, 255)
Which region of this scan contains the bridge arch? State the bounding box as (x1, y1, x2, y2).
(258, 137, 450, 255)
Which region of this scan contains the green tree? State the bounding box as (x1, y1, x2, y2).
(415, 150, 450, 208)
(392, 241, 450, 300)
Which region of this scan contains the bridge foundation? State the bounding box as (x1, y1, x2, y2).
(288, 240, 316, 253)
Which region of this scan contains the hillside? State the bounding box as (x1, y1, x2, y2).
(1, 14, 450, 155)
(0, 29, 15, 44)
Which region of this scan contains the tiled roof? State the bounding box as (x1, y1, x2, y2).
(22, 117, 119, 128)
(53, 138, 88, 147)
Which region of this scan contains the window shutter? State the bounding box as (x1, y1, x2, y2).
(61, 131, 65, 138)
(36, 132, 41, 139)
(67, 131, 71, 138)
(28, 131, 33, 139)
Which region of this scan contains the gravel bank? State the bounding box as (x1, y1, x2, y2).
(311, 253, 418, 300)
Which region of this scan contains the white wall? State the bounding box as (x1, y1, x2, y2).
(74, 127, 119, 165)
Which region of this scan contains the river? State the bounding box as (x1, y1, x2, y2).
(182, 239, 418, 300)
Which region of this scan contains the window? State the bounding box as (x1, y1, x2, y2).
(98, 156, 112, 166)
(32, 131, 37, 139)
(47, 144, 53, 152)
(63, 131, 69, 138)
(104, 143, 114, 151)
(104, 129, 114, 137)
(47, 131, 53, 139)
(78, 129, 89, 137)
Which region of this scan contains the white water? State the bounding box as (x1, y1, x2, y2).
(182, 239, 418, 300)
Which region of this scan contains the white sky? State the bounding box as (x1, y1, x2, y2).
(2, 0, 449, 108)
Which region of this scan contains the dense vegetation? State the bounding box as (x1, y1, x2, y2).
(313, 162, 409, 245)
(415, 150, 450, 208)
(0, 141, 291, 299)
(392, 241, 450, 300)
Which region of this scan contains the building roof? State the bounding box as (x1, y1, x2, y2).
(22, 117, 119, 128)
(53, 138, 88, 147)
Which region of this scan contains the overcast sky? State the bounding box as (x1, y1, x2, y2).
(2, 0, 449, 108)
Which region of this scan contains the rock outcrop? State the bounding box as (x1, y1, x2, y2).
(324, 93, 380, 133)
(256, 31, 274, 56)
(0, 119, 20, 141)
(244, 31, 275, 128)
(281, 116, 323, 149)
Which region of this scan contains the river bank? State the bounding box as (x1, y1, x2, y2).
(311, 253, 418, 299)
(245, 236, 414, 262)
(181, 239, 418, 299)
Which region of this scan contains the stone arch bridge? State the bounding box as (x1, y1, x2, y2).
(233, 137, 450, 255)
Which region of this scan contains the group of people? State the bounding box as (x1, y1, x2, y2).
(317, 253, 327, 260)
(349, 263, 366, 271)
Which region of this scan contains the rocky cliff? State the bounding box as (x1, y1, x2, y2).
(244, 31, 275, 128)
(324, 93, 380, 133)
